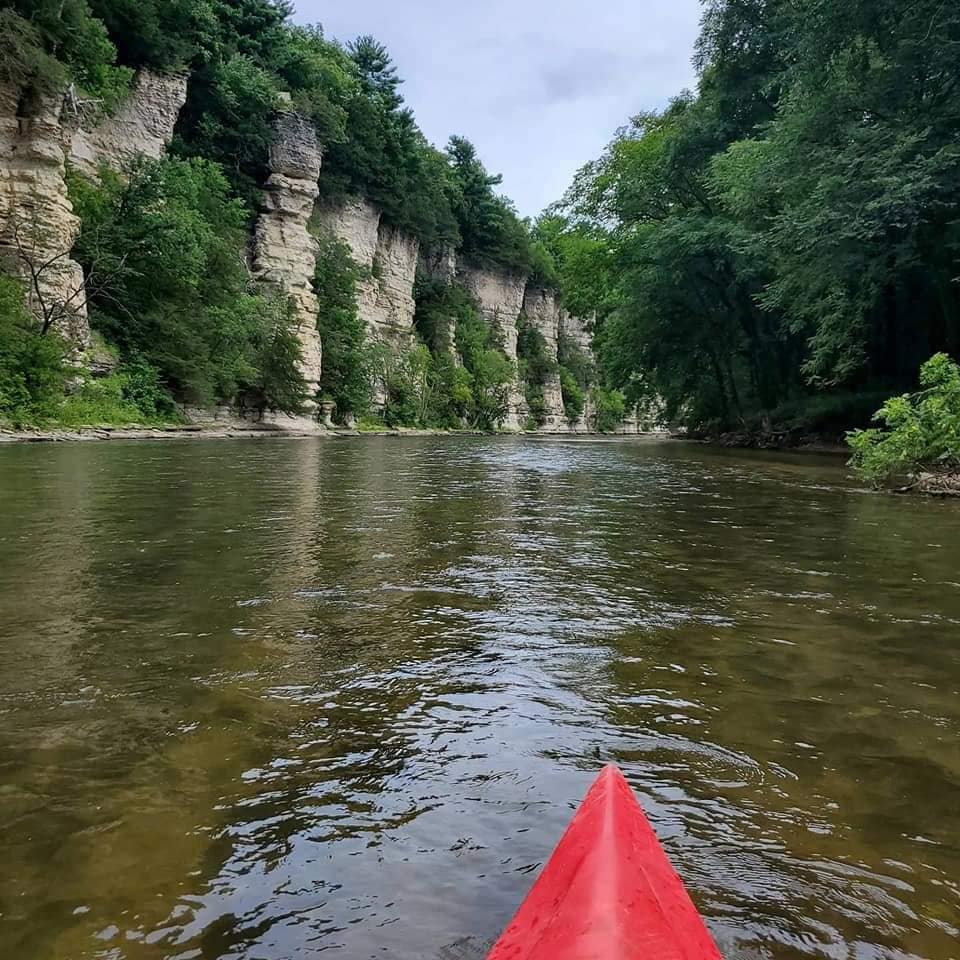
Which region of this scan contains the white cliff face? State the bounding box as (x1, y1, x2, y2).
(457, 263, 528, 429)
(558, 310, 595, 432)
(251, 111, 323, 404)
(316, 197, 420, 350)
(69, 71, 188, 177)
(419, 244, 457, 286)
(366, 223, 420, 348)
(522, 286, 567, 430)
(0, 71, 188, 353)
(0, 85, 89, 349)
(559, 309, 593, 357)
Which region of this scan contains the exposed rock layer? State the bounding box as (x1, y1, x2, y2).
(69, 71, 188, 177)
(457, 263, 529, 428)
(251, 111, 323, 403)
(522, 286, 566, 430)
(0, 70, 187, 352)
(0, 85, 88, 348)
(316, 197, 420, 350)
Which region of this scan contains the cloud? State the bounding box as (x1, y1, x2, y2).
(295, 0, 703, 216)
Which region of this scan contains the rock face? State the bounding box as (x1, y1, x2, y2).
(522, 286, 566, 430)
(457, 263, 528, 429)
(251, 111, 323, 405)
(316, 197, 420, 350)
(0, 71, 188, 353)
(558, 311, 595, 432)
(420, 244, 457, 286)
(69, 71, 188, 177)
(0, 85, 89, 349)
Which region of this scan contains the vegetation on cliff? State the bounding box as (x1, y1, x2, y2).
(543, 0, 960, 445)
(68, 158, 307, 415)
(1, 0, 562, 430)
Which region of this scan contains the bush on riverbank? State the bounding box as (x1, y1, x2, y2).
(0, 276, 65, 427)
(848, 354, 960, 489)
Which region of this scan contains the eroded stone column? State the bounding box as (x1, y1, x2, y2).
(251, 111, 323, 405)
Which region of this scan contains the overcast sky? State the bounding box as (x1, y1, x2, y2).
(294, 0, 704, 218)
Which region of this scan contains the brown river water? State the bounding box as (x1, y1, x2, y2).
(0, 436, 958, 960)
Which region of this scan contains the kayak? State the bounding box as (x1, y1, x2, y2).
(485, 765, 722, 960)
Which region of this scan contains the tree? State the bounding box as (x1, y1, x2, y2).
(0, 273, 65, 425)
(446, 136, 533, 272)
(69, 157, 305, 410)
(5, 196, 130, 339)
(849, 354, 960, 488)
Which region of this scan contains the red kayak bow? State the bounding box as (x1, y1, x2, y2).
(486, 765, 722, 960)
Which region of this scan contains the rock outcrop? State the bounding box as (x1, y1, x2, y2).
(522, 286, 567, 430)
(0, 85, 89, 349)
(457, 263, 528, 428)
(0, 71, 188, 353)
(558, 311, 595, 432)
(251, 111, 324, 404)
(316, 197, 420, 350)
(559, 309, 593, 358)
(69, 71, 188, 178)
(419, 244, 457, 286)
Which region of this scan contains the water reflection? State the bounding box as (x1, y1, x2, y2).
(1, 437, 958, 959)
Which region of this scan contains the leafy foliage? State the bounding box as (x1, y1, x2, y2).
(413, 279, 516, 430)
(592, 388, 627, 434)
(445, 136, 533, 272)
(0, 274, 65, 426)
(552, 0, 960, 438)
(312, 234, 371, 421)
(1, 1, 132, 107)
(559, 367, 585, 424)
(451, 293, 515, 430)
(849, 354, 960, 486)
(68, 157, 305, 411)
(56, 367, 176, 426)
(516, 312, 556, 426)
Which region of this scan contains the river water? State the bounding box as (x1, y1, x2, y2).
(1, 437, 958, 960)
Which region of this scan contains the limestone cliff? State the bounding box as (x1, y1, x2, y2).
(522, 286, 567, 430)
(457, 263, 528, 429)
(69, 71, 187, 178)
(251, 111, 323, 404)
(316, 197, 420, 350)
(558, 311, 595, 433)
(0, 71, 187, 353)
(0, 85, 89, 349)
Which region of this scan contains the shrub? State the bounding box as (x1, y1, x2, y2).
(69, 156, 305, 412)
(592, 387, 627, 433)
(454, 299, 514, 430)
(560, 367, 585, 423)
(517, 312, 556, 427)
(848, 354, 960, 487)
(0, 275, 66, 426)
(313, 234, 371, 422)
(58, 371, 152, 426)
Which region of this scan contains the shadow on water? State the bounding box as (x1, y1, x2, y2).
(0, 437, 958, 959)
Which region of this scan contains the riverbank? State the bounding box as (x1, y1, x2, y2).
(897, 467, 960, 497)
(0, 423, 470, 443)
(706, 429, 850, 455)
(0, 423, 673, 444)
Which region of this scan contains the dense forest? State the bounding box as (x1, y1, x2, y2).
(546, 0, 959, 453)
(1, 0, 558, 428)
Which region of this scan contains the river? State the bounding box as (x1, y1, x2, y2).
(1, 437, 958, 959)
